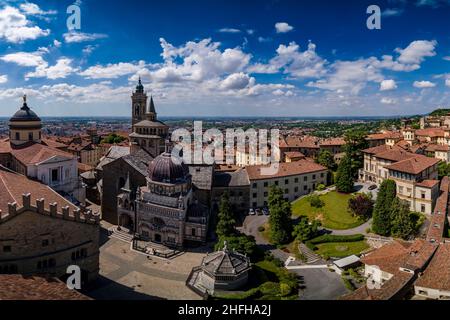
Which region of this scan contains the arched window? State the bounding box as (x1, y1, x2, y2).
(135, 105, 140, 116)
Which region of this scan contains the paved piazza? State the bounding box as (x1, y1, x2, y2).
(86, 229, 205, 300)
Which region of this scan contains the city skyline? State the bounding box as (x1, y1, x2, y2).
(0, 0, 449, 117)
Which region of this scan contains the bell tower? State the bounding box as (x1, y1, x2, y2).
(131, 78, 148, 126)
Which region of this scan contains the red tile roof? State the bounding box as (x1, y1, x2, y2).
(0, 168, 77, 215)
(0, 275, 90, 300)
(385, 156, 440, 175)
(416, 179, 439, 189)
(246, 159, 327, 180)
(415, 243, 450, 291)
(415, 128, 445, 138)
(10, 143, 75, 165)
(426, 177, 449, 243)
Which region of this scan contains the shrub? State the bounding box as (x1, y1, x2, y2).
(348, 193, 374, 220)
(342, 277, 355, 291)
(316, 184, 326, 191)
(308, 234, 365, 244)
(307, 194, 325, 208)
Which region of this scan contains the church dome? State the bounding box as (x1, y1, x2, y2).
(148, 152, 189, 184)
(9, 95, 41, 122)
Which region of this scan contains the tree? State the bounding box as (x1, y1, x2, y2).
(307, 194, 324, 208)
(348, 193, 374, 220)
(335, 155, 354, 193)
(437, 161, 450, 179)
(343, 130, 368, 178)
(216, 192, 236, 237)
(268, 185, 293, 245)
(390, 198, 414, 239)
(317, 150, 336, 171)
(215, 234, 260, 259)
(372, 179, 396, 236)
(101, 133, 126, 144)
(292, 216, 321, 242)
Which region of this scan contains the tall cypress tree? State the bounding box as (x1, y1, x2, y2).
(390, 198, 414, 239)
(372, 179, 396, 236)
(268, 185, 293, 245)
(216, 192, 236, 237)
(336, 155, 354, 193)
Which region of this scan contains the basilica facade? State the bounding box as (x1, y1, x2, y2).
(103, 80, 210, 248)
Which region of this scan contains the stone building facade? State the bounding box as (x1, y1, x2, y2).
(0, 168, 100, 284)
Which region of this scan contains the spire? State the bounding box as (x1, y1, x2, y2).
(149, 95, 156, 113)
(135, 77, 144, 93)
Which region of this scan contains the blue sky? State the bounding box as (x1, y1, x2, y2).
(0, 0, 449, 117)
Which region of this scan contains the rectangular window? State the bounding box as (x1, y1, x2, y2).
(285, 179, 289, 185)
(264, 182, 268, 187)
(421, 204, 425, 213)
(284, 189, 289, 194)
(294, 178, 299, 183)
(3, 246, 11, 253)
(421, 192, 425, 199)
(51, 169, 59, 182)
(42, 239, 49, 247)
(252, 183, 257, 188)
(312, 174, 316, 180)
(264, 192, 268, 197)
(275, 181, 279, 186)
(28, 132, 33, 141)
(304, 176, 308, 181)
(253, 193, 257, 198)
(192, 228, 196, 236)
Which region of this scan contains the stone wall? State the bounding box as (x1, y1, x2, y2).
(101, 158, 146, 224)
(0, 200, 99, 283)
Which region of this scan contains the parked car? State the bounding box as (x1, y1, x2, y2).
(249, 208, 256, 215)
(256, 208, 263, 215)
(262, 208, 269, 215)
(368, 184, 377, 190)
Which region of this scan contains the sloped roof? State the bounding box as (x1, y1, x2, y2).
(415, 243, 450, 291)
(385, 156, 440, 175)
(0, 275, 89, 300)
(0, 167, 78, 215)
(201, 244, 251, 276)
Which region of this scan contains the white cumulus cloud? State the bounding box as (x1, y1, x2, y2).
(275, 22, 294, 33)
(413, 80, 436, 88)
(0, 6, 50, 43)
(380, 79, 398, 91)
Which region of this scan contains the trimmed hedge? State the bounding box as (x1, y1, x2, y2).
(305, 234, 365, 251)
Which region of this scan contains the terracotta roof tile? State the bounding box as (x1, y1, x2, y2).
(0, 167, 77, 215)
(246, 159, 327, 180)
(385, 156, 440, 175)
(0, 275, 90, 300)
(415, 243, 450, 291)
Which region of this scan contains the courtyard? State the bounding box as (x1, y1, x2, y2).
(86, 227, 206, 300)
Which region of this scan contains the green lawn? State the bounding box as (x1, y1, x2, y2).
(315, 240, 369, 258)
(292, 191, 365, 230)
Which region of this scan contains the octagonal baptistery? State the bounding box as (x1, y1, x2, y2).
(196, 242, 251, 293)
(9, 95, 42, 146)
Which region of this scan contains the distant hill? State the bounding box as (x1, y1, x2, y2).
(429, 108, 450, 116)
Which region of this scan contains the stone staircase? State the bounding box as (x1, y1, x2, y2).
(299, 243, 321, 264)
(108, 227, 134, 243)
